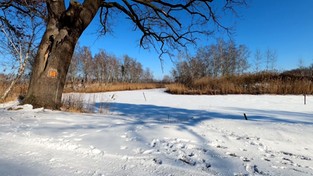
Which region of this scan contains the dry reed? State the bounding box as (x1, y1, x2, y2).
(0, 83, 28, 103)
(64, 82, 164, 93)
(166, 73, 313, 95)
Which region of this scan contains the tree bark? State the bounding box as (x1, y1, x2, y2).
(23, 0, 101, 109)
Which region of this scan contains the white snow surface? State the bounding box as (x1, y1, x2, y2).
(1, 89, 313, 176)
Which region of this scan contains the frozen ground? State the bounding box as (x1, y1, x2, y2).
(0, 89, 313, 176)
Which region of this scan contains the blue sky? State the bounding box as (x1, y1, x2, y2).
(78, 0, 313, 79)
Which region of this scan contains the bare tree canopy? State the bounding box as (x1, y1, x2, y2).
(99, 0, 246, 56)
(0, 0, 246, 109)
(1, 0, 245, 55)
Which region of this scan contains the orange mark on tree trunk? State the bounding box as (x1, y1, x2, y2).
(48, 69, 58, 78)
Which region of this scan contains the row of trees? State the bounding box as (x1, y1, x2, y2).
(171, 39, 281, 85)
(172, 39, 250, 84)
(67, 45, 154, 86)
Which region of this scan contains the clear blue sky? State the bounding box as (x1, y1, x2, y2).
(77, 0, 313, 79)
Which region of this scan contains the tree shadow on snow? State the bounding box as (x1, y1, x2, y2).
(0, 159, 41, 176)
(225, 107, 313, 125)
(95, 102, 313, 125)
(100, 102, 238, 126)
(29, 102, 313, 175)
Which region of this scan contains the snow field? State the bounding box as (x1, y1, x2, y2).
(0, 89, 313, 175)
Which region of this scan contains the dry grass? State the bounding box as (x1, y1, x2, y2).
(61, 93, 115, 114)
(61, 94, 86, 113)
(0, 82, 163, 104)
(61, 82, 164, 113)
(0, 82, 28, 103)
(166, 73, 313, 95)
(64, 82, 164, 93)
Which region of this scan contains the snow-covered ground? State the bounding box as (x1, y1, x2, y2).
(1, 89, 313, 176)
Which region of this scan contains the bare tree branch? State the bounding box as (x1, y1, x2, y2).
(100, 0, 246, 58)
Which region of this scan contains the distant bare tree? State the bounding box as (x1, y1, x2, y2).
(172, 39, 250, 84)
(188, 57, 206, 79)
(107, 55, 120, 82)
(266, 48, 277, 71)
(254, 49, 263, 73)
(297, 57, 305, 69)
(173, 61, 192, 85)
(142, 68, 154, 82)
(162, 75, 173, 83)
(78, 46, 93, 83)
(297, 57, 305, 77)
(67, 45, 81, 89)
(236, 44, 250, 74)
(93, 50, 106, 83)
(122, 55, 144, 83)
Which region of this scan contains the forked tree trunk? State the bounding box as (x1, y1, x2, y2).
(23, 0, 101, 109)
(23, 29, 78, 109)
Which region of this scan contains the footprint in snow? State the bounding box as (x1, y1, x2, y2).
(210, 143, 228, 149)
(142, 149, 155, 154)
(62, 133, 76, 138)
(245, 164, 261, 175)
(225, 152, 238, 157)
(240, 156, 251, 162)
(261, 157, 271, 162)
(89, 145, 103, 155)
(153, 158, 162, 165)
(92, 148, 103, 155)
(120, 146, 128, 150)
(281, 151, 311, 161)
(120, 134, 127, 138)
(73, 138, 82, 141)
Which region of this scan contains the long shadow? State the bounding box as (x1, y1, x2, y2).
(0, 158, 41, 176)
(103, 102, 244, 126)
(30, 104, 244, 174)
(93, 102, 248, 174)
(29, 102, 313, 174)
(95, 102, 313, 125)
(225, 107, 313, 125)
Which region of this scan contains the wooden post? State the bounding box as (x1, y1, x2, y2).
(243, 113, 248, 120)
(143, 92, 147, 101)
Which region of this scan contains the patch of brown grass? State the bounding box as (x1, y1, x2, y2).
(0, 83, 28, 103)
(61, 82, 164, 113)
(165, 84, 189, 94)
(64, 82, 164, 93)
(61, 94, 86, 113)
(166, 73, 313, 95)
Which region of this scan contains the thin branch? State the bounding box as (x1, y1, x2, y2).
(98, 0, 246, 58)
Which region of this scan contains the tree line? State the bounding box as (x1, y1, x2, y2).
(67, 45, 154, 87)
(171, 39, 250, 85)
(171, 39, 281, 85)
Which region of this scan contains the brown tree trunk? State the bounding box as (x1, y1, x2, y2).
(23, 0, 101, 109)
(23, 29, 78, 109)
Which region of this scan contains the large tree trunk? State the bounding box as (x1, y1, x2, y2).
(23, 0, 101, 109)
(23, 29, 77, 109)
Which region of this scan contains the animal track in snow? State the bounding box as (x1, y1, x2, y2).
(147, 138, 213, 172)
